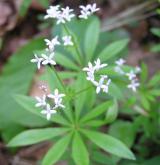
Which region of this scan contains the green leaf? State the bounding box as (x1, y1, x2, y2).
(42, 133, 72, 165)
(109, 121, 136, 147)
(81, 120, 106, 127)
(151, 28, 160, 37)
(8, 128, 69, 147)
(14, 95, 70, 126)
(72, 132, 89, 165)
(58, 71, 77, 80)
(140, 63, 148, 83)
(46, 66, 64, 93)
(0, 38, 46, 128)
(81, 129, 135, 160)
(148, 72, 160, 86)
(99, 39, 129, 62)
(105, 99, 118, 124)
(55, 52, 80, 71)
(92, 151, 116, 165)
(74, 72, 88, 120)
(19, 0, 32, 16)
(151, 44, 160, 53)
(84, 17, 100, 61)
(80, 101, 112, 123)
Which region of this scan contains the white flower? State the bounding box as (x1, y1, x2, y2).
(135, 66, 141, 73)
(79, 5, 91, 19)
(94, 58, 107, 71)
(83, 62, 95, 74)
(56, 14, 66, 24)
(79, 4, 99, 19)
(42, 53, 56, 65)
(115, 58, 126, 66)
(127, 80, 140, 92)
(86, 72, 95, 82)
(48, 89, 65, 108)
(30, 54, 43, 69)
(54, 98, 65, 109)
(102, 79, 111, 93)
(93, 77, 105, 94)
(61, 6, 75, 22)
(126, 70, 136, 80)
(44, 36, 60, 51)
(41, 104, 56, 120)
(89, 3, 100, 13)
(44, 5, 60, 19)
(62, 36, 74, 46)
(114, 66, 125, 75)
(35, 95, 46, 107)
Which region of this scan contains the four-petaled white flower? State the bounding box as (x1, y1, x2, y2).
(42, 53, 56, 65)
(94, 58, 107, 71)
(88, 3, 100, 13)
(44, 5, 60, 19)
(45, 36, 60, 51)
(102, 79, 111, 93)
(30, 54, 43, 69)
(83, 62, 95, 74)
(35, 95, 46, 107)
(56, 14, 66, 24)
(48, 89, 65, 108)
(41, 104, 56, 120)
(93, 77, 105, 94)
(61, 6, 75, 22)
(62, 36, 74, 46)
(115, 58, 126, 66)
(127, 80, 140, 92)
(54, 98, 65, 109)
(126, 70, 136, 80)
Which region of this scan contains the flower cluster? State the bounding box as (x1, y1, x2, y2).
(83, 58, 141, 93)
(114, 58, 140, 92)
(44, 3, 99, 23)
(35, 89, 65, 120)
(83, 58, 111, 94)
(79, 4, 100, 19)
(31, 36, 74, 69)
(44, 5, 75, 24)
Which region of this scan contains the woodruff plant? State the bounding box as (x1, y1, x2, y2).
(8, 3, 141, 165)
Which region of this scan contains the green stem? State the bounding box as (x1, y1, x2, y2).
(52, 66, 67, 94)
(63, 24, 84, 66)
(74, 85, 93, 96)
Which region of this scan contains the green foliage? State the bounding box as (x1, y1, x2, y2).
(81, 129, 135, 160)
(150, 27, 160, 52)
(8, 128, 69, 147)
(5, 12, 160, 165)
(72, 132, 89, 165)
(0, 38, 48, 131)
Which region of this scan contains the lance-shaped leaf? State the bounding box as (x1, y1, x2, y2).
(99, 39, 129, 62)
(81, 129, 135, 160)
(42, 133, 72, 165)
(55, 52, 80, 71)
(8, 128, 69, 147)
(74, 72, 88, 120)
(105, 99, 118, 124)
(84, 17, 100, 61)
(72, 132, 89, 165)
(80, 101, 112, 123)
